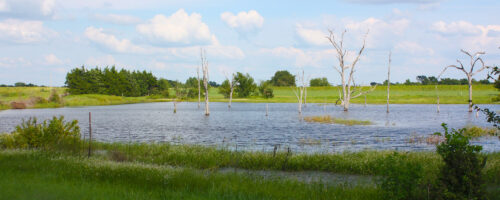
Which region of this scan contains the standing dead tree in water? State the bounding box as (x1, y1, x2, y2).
(225, 73, 237, 109)
(386, 51, 391, 113)
(291, 70, 306, 115)
(327, 29, 376, 111)
(439, 49, 489, 112)
(197, 66, 201, 109)
(201, 49, 210, 116)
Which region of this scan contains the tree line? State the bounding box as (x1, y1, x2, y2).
(65, 66, 169, 97)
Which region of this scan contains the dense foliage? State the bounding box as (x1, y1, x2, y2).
(434, 123, 486, 200)
(258, 81, 274, 98)
(65, 66, 169, 97)
(270, 70, 295, 86)
(372, 75, 491, 86)
(234, 72, 257, 97)
(310, 77, 330, 87)
(380, 152, 424, 200)
(0, 116, 81, 152)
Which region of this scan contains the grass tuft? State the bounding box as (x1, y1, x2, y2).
(304, 115, 373, 126)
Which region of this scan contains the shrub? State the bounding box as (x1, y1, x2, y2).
(0, 116, 81, 152)
(49, 88, 63, 104)
(379, 152, 425, 200)
(258, 81, 274, 99)
(434, 123, 486, 200)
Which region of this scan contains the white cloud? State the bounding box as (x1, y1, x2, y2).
(431, 21, 482, 36)
(261, 47, 335, 68)
(85, 55, 119, 67)
(430, 21, 500, 52)
(0, 0, 57, 18)
(0, 0, 9, 12)
(84, 26, 146, 53)
(394, 41, 434, 55)
(44, 54, 63, 65)
(41, 0, 55, 16)
(220, 10, 264, 33)
(343, 17, 410, 48)
(163, 45, 245, 60)
(93, 13, 142, 25)
(137, 9, 217, 46)
(0, 19, 56, 43)
(295, 24, 328, 46)
(0, 57, 32, 68)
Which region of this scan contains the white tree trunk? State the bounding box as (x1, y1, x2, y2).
(197, 67, 201, 109)
(468, 76, 473, 112)
(387, 51, 391, 113)
(201, 49, 210, 116)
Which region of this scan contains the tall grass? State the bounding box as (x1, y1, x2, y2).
(0, 150, 382, 200)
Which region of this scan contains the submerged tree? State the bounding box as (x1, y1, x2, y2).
(326, 29, 376, 111)
(201, 49, 210, 116)
(225, 73, 237, 109)
(439, 49, 490, 112)
(291, 70, 306, 115)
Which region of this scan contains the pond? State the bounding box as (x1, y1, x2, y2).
(1, 102, 499, 153)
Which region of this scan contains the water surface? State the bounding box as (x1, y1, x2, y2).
(1, 102, 499, 153)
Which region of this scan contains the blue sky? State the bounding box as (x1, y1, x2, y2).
(0, 0, 499, 86)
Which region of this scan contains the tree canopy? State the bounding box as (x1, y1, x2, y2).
(270, 70, 295, 86)
(65, 66, 169, 97)
(310, 77, 330, 87)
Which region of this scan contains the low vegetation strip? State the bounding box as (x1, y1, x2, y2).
(303, 115, 372, 125)
(0, 150, 381, 200)
(0, 84, 498, 110)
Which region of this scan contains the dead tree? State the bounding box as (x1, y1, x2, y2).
(201, 49, 210, 116)
(291, 70, 306, 115)
(327, 29, 376, 111)
(197, 66, 201, 109)
(387, 51, 391, 113)
(225, 73, 237, 109)
(439, 49, 489, 112)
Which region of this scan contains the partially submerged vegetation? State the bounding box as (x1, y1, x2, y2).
(304, 115, 372, 126)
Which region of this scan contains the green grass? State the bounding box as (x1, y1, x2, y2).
(0, 85, 498, 111)
(0, 150, 382, 200)
(303, 115, 373, 126)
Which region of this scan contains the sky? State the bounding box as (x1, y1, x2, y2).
(0, 0, 499, 86)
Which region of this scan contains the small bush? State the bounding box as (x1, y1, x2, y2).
(0, 116, 81, 152)
(49, 88, 63, 104)
(379, 152, 425, 200)
(434, 123, 486, 200)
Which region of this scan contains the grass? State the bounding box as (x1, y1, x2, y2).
(0, 84, 498, 110)
(303, 115, 373, 126)
(0, 150, 382, 200)
(463, 125, 500, 137)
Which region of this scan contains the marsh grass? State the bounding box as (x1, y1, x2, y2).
(0, 150, 382, 200)
(463, 125, 499, 137)
(303, 115, 373, 126)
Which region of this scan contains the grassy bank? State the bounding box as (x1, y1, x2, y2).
(0, 150, 381, 200)
(0, 85, 498, 111)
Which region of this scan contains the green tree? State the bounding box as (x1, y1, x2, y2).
(258, 81, 274, 98)
(218, 79, 231, 98)
(434, 124, 486, 200)
(310, 77, 330, 87)
(234, 72, 257, 97)
(270, 70, 295, 86)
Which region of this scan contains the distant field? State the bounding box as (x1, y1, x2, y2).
(0, 85, 498, 110)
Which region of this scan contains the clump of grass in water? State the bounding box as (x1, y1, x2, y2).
(304, 115, 372, 126)
(462, 125, 499, 137)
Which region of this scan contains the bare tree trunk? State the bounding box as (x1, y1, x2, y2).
(265, 103, 269, 116)
(439, 49, 489, 113)
(201, 49, 210, 116)
(387, 51, 391, 113)
(327, 30, 374, 111)
(468, 76, 473, 112)
(435, 85, 440, 113)
(197, 67, 201, 109)
(173, 100, 177, 113)
(292, 70, 305, 115)
(229, 87, 233, 109)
